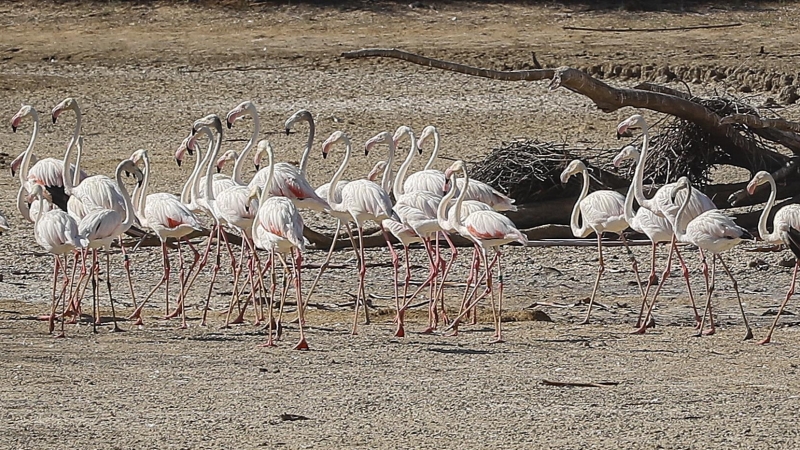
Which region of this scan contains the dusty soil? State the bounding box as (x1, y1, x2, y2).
(2, 1, 800, 448)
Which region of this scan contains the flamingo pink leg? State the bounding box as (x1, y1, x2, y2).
(760, 261, 799, 344)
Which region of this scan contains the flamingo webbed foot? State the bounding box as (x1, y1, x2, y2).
(292, 338, 309, 351)
(743, 328, 754, 341)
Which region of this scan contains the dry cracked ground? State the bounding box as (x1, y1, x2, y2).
(2, 1, 800, 448)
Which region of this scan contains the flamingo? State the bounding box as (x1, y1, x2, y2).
(436, 167, 493, 331)
(401, 125, 446, 194)
(560, 159, 642, 324)
(618, 114, 715, 332)
(304, 157, 387, 305)
(127, 149, 202, 327)
(75, 158, 142, 333)
(231, 101, 328, 212)
(10, 103, 86, 212)
(322, 130, 398, 334)
(284, 109, 314, 179)
(442, 160, 528, 342)
(746, 171, 800, 344)
(670, 177, 754, 339)
(26, 184, 88, 337)
(248, 140, 308, 350)
(613, 145, 673, 328)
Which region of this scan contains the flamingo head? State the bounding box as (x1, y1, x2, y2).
(247, 184, 262, 206)
(670, 176, 691, 203)
(322, 130, 348, 158)
(174, 138, 191, 167)
(118, 159, 145, 187)
(285, 109, 311, 135)
(216, 150, 238, 173)
(365, 131, 392, 157)
(612, 145, 640, 168)
(443, 160, 465, 193)
(747, 170, 771, 196)
(226, 101, 254, 129)
(51, 97, 78, 124)
(10, 104, 34, 132)
(24, 184, 45, 204)
(417, 125, 437, 151)
(254, 139, 273, 171)
(128, 149, 147, 168)
(616, 114, 647, 139)
(367, 161, 387, 182)
(193, 114, 222, 136)
(392, 126, 415, 153)
(560, 159, 586, 184)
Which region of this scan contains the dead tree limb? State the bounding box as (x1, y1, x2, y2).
(727, 158, 800, 206)
(341, 49, 789, 172)
(563, 23, 741, 32)
(341, 48, 555, 81)
(721, 114, 800, 133)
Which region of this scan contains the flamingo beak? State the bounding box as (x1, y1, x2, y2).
(746, 181, 756, 196)
(254, 164, 260, 171)
(285, 128, 291, 136)
(176, 159, 182, 167)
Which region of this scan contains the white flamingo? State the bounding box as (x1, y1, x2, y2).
(560, 159, 639, 324)
(248, 140, 308, 350)
(284, 109, 314, 179)
(618, 114, 715, 331)
(10, 102, 86, 212)
(230, 101, 328, 211)
(746, 171, 800, 344)
(26, 184, 88, 337)
(670, 177, 754, 340)
(322, 131, 398, 334)
(443, 160, 528, 342)
(75, 159, 142, 333)
(127, 150, 202, 327)
(613, 145, 674, 328)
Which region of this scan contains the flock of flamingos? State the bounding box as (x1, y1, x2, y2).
(5, 99, 800, 349)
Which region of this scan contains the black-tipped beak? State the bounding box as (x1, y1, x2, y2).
(137, 178, 143, 187)
(186, 148, 194, 156)
(616, 132, 622, 140)
(364, 149, 370, 156)
(254, 164, 260, 171)
(125, 171, 131, 178)
(226, 121, 232, 129)
(216, 166, 221, 173)
(417, 148, 423, 155)
(322, 152, 328, 160)
(245, 204, 250, 213)
(52, 116, 57, 124)
(285, 128, 291, 136)
(11, 168, 16, 177)
(11, 126, 17, 133)
(176, 159, 182, 167)
(191, 127, 196, 136)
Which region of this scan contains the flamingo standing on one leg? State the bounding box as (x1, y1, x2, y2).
(745, 171, 800, 344)
(443, 160, 528, 342)
(560, 159, 640, 324)
(670, 177, 754, 340)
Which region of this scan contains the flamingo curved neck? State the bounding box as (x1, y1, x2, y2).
(453, 167, 471, 227)
(673, 185, 693, 240)
(137, 153, 152, 224)
(327, 138, 351, 211)
(632, 123, 657, 212)
(423, 129, 440, 171)
(70, 105, 83, 187)
(393, 130, 417, 198)
(758, 176, 779, 242)
(568, 168, 591, 238)
(20, 110, 39, 186)
(234, 106, 260, 186)
(298, 112, 314, 178)
(116, 161, 136, 231)
(258, 145, 275, 206)
(437, 172, 458, 224)
(204, 127, 223, 204)
(61, 126, 77, 196)
(16, 186, 33, 223)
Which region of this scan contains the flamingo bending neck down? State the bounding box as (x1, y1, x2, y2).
(669, 177, 754, 340)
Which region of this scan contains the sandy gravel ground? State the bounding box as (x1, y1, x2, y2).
(2, 1, 800, 448)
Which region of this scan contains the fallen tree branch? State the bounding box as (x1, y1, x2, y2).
(563, 23, 741, 32)
(728, 158, 800, 206)
(721, 114, 800, 133)
(541, 379, 619, 387)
